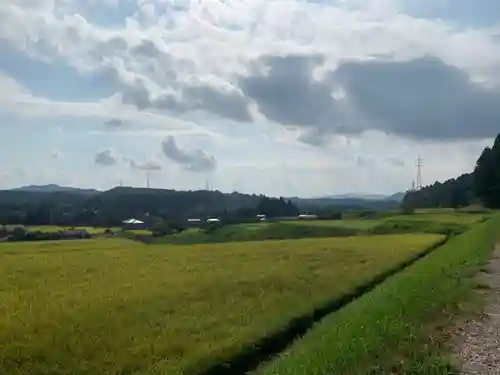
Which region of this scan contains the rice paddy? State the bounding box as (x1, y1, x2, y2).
(0, 234, 443, 375)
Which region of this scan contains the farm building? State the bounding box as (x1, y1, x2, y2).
(187, 218, 202, 227)
(297, 214, 318, 220)
(122, 218, 147, 230)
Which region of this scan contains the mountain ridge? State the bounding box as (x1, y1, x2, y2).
(7, 184, 405, 202)
(9, 184, 100, 194)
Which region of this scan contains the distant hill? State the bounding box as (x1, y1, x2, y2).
(291, 197, 400, 211)
(315, 193, 386, 200)
(385, 192, 406, 202)
(9, 184, 99, 195)
(0, 185, 405, 226)
(308, 192, 406, 203)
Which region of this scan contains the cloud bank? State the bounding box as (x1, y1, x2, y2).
(1, 0, 499, 143)
(0, 0, 499, 195)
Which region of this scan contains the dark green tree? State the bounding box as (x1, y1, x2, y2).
(255, 197, 299, 218)
(473, 134, 500, 208)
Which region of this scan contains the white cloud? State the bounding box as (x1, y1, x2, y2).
(0, 73, 216, 137)
(0, 0, 498, 194)
(2, 0, 499, 94)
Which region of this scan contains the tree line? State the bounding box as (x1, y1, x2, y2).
(403, 134, 500, 209)
(0, 188, 304, 227)
(0, 183, 400, 228)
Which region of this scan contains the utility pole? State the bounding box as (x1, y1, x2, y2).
(416, 156, 423, 191)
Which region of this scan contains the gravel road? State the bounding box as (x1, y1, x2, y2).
(454, 246, 500, 374)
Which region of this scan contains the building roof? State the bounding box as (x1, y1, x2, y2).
(122, 218, 145, 224)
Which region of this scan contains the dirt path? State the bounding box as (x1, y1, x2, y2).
(454, 246, 500, 374)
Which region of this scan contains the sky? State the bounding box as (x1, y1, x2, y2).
(0, 0, 499, 197)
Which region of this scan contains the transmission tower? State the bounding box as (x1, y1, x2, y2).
(416, 156, 423, 191)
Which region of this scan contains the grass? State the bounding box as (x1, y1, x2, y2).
(368, 212, 491, 236)
(127, 229, 153, 235)
(386, 213, 490, 225)
(4, 225, 119, 234)
(157, 212, 487, 245)
(3, 210, 488, 245)
(284, 220, 379, 230)
(253, 214, 500, 375)
(3, 225, 152, 236)
(0, 234, 444, 375)
(154, 222, 363, 245)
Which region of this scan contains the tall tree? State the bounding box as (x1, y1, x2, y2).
(474, 134, 500, 208)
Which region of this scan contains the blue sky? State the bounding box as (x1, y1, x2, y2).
(0, 0, 499, 196)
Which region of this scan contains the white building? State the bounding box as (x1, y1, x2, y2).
(122, 218, 146, 230)
(297, 214, 318, 220)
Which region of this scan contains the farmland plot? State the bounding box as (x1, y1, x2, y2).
(0, 235, 443, 375)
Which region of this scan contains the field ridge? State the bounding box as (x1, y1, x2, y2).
(253, 214, 500, 375)
(195, 236, 449, 375)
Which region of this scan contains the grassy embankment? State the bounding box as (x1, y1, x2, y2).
(153, 211, 489, 245)
(253, 213, 500, 375)
(155, 222, 361, 245)
(0, 234, 443, 375)
(3, 211, 489, 244)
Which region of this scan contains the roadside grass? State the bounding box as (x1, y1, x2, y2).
(253, 214, 500, 375)
(0, 234, 444, 375)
